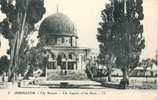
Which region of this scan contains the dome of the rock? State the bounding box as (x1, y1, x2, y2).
(39, 12, 77, 37)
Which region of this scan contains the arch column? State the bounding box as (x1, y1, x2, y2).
(65, 53, 68, 72)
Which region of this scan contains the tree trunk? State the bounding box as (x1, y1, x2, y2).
(120, 68, 129, 89)
(106, 53, 115, 82)
(8, 72, 17, 82)
(122, 69, 128, 81)
(107, 66, 112, 82)
(8, 2, 29, 82)
(23, 69, 30, 80)
(107, 70, 111, 82)
(8, 38, 18, 82)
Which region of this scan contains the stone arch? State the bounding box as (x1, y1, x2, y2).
(68, 52, 77, 70)
(57, 52, 66, 59)
(68, 52, 77, 60)
(57, 52, 66, 67)
(51, 53, 56, 59)
(46, 49, 56, 59)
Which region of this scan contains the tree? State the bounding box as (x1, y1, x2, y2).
(0, 56, 10, 74)
(141, 58, 156, 77)
(97, 0, 145, 86)
(17, 37, 31, 79)
(30, 47, 49, 77)
(97, 3, 116, 82)
(0, 0, 45, 81)
(151, 58, 157, 65)
(113, 0, 145, 86)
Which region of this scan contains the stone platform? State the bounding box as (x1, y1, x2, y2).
(46, 70, 89, 80)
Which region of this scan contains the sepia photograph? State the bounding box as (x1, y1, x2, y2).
(0, 0, 157, 100)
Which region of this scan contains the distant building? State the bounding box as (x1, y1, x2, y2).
(130, 64, 157, 77)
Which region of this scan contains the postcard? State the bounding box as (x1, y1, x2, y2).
(0, 0, 157, 100)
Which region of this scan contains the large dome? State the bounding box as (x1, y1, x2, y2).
(39, 13, 77, 37)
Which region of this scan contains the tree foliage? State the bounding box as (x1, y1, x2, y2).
(19, 46, 48, 78)
(97, 3, 116, 81)
(112, 0, 145, 71)
(0, 0, 45, 81)
(97, 4, 114, 63)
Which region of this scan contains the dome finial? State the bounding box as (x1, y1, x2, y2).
(57, 4, 59, 13)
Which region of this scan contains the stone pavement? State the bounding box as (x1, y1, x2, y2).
(40, 80, 101, 85)
(39, 80, 104, 89)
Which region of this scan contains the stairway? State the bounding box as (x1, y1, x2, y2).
(46, 70, 89, 80)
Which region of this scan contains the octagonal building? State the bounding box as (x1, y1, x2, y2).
(38, 12, 91, 80)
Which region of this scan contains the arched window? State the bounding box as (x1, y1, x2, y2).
(68, 53, 76, 60)
(57, 52, 66, 65)
(69, 54, 72, 59)
(62, 37, 65, 43)
(51, 53, 55, 59)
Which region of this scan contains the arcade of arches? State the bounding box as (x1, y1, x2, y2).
(46, 49, 89, 70)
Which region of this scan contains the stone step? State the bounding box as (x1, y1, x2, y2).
(46, 70, 89, 80)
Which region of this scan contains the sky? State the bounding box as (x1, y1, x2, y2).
(0, 0, 158, 59)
